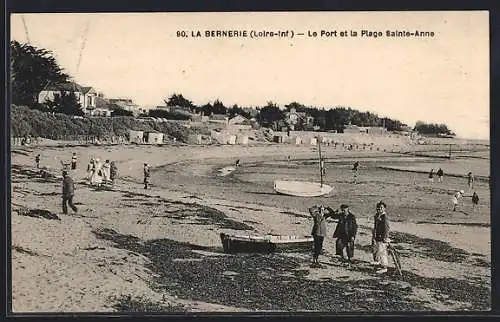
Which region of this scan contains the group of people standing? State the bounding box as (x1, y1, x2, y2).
(87, 157, 118, 187)
(309, 201, 391, 274)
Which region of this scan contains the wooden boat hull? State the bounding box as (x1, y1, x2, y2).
(217, 166, 236, 177)
(273, 180, 333, 197)
(220, 233, 313, 254)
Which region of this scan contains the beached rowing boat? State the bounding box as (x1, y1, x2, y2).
(217, 166, 236, 176)
(220, 233, 313, 254)
(273, 180, 333, 197)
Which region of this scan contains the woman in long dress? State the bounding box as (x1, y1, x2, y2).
(102, 160, 111, 184)
(87, 158, 95, 182)
(91, 158, 103, 187)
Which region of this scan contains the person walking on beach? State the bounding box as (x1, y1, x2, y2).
(144, 163, 151, 189)
(87, 158, 95, 181)
(352, 161, 359, 184)
(309, 205, 335, 267)
(110, 161, 118, 186)
(71, 152, 77, 170)
(102, 160, 111, 184)
(331, 204, 358, 267)
(35, 154, 40, 168)
(436, 168, 444, 183)
(61, 170, 78, 214)
(428, 169, 434, 182)
(472, 192, 479, 213)
(372, 201, 390, 274)
(467, 172, 475, 191)
(452, 190, 464, 212)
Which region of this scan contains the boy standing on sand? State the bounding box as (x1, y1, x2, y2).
(35, 154, 40, 168)
(372, 201, 390, 274)
(71, 152, 77, 170)
(62, 170, 78, 215)
(452, 190, 464, 212)
(352, 161, 359, 184)
(309, 205, 335, 267)
(436, 168, 444, 183)
(472, 192, 479, 212)
(144, 163, 151, 189)
(428, 169, 434, 182)
(467, 172, 475, 191)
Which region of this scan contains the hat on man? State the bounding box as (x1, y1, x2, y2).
(62, 170, 68, 176)
(340, 204, 349, 209)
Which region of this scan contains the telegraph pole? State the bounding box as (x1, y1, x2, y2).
(318, 136, 324, 187)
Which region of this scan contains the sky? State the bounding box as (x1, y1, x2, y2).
(10, 11, 489, 140)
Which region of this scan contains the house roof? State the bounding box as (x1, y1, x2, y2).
(96, 96, 110, 109)
(81, 86, 95, 94)
(211, 114, 228, 121)
(44, 82, 96, 94)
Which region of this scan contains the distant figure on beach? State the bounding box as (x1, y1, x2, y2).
(102, 160, 111, 184)
(436, 168, 444, 183)
(110, 161, 118, 186)
(87, 158, 95, 180)
(352, 161, 359, 184)
(472, 192, 479, 212)
(35, 154, 40, 168)
(467, 172, 475, 191)
(330, 204, 358, 266)
(61, 170, 78, 215)
(90, 158, 103, 187)
(309, 205, 335, 267)
(372, 201, 390, 274)
(144, 163, 151, 189)
(452, 190, 464, 212)
(428, 169, 434, 182)
(235, 159, 240, 167)
(71, 152, 77, 170)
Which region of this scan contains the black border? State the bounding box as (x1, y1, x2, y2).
(3, 0, 499, 321)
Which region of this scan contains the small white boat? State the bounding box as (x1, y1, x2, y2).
(274, 136, 333, 197)
(217, 166, 236, 177)
(274, 180, 333, 197)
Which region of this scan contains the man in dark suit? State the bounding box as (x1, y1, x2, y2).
(62, 170, 78, 214)
(331, 204, 358, 266)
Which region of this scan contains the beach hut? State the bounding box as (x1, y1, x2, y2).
(147, 132, 164, 144)
(310, 137, 317, 146)
(236, 135, 249, 145)
(227, 135, 237, 145)
(129, 130, 144, 144)
(294, 136, 302, 145)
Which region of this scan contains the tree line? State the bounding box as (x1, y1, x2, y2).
(10, 40, 454, 136)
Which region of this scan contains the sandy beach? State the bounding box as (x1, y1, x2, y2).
(10, 142, 491, 312)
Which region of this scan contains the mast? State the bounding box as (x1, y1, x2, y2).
(318, 136, 324, 187)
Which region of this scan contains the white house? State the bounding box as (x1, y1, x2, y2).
(38, 82, 97, 115)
